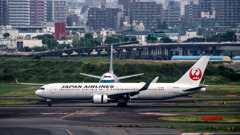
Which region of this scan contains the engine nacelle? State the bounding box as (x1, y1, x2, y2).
(200, 88, 206, 91)
(92, 94, 109, 104)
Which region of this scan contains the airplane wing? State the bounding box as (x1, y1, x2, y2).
(118, 73, 144, 80)
(183, 85, 208, 91)
(108, 78, 153, 99)
(80, 73, 102, 79)
(16, 79, 44, 86)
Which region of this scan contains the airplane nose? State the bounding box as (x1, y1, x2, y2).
(35, 90, 42, 96)
(35, 90, 39, 96)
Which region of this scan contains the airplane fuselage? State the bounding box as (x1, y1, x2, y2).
(35, 83, 205, 101)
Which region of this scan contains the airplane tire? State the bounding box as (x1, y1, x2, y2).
(47, 102, 52, 107)
(117, 102, 127, 107)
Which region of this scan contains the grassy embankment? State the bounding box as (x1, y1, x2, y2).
(1, 57, 240, 84)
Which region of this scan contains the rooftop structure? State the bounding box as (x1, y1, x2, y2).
(233, 56, 240, 60)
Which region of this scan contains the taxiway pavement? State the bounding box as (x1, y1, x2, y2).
(0, 98, 239, 135)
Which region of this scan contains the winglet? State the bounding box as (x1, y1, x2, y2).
(15, 79, 19, 84)
(152, 76, 159, 83)
(139, 78, 153, 91)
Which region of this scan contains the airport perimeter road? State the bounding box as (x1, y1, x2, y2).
(0, 99, 240, 135)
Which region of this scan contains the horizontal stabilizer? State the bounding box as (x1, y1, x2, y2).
(183, 85, 208, 91)
(80, 73, 102, 79)
(118, 73, 144, 80)
(16, 79, 44, 86)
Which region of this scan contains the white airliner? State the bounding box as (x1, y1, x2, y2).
(80, 45, 143, 83)
(35, 56, 210, 107)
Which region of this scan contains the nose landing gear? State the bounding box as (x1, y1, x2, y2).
(47, 99, 52, 107)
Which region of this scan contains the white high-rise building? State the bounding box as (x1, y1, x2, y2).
(8, 0, 31, 26)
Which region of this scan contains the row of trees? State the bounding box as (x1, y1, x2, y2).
(13, 30, 239, 52)
(72, 33, 101, 48)
(18, 33, 137, 52)
(146, 35, 173, 43)
(72, 33, 137, 48)
(104, 36, 137, 44)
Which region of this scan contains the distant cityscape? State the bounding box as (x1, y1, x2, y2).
(0, 0, 240, 53)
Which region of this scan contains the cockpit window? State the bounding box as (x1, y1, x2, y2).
(104, 76, 111, 78)
(100, 80, 115, 83)
(40, 87, 45, 90)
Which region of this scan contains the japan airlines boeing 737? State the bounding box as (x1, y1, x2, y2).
(80, 45, 143, 83)
(35, 56, 210, 107)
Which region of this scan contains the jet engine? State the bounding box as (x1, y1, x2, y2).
(92, 94, 109, 104)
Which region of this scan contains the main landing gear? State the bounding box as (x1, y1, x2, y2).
(117, 99, 128, 107)
(117, 102, 127, 107)
(47, 99, 52, 107)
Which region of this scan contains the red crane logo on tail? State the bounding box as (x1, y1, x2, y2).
(189, 67, 202, 81)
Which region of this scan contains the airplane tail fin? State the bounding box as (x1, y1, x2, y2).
(174, 56, 210, 86)
(109, 45, 113, 74)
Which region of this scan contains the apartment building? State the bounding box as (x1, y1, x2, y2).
(129, 1, 163, 30)
(0, 0, 8, 26)
(8, 0, 30, 26)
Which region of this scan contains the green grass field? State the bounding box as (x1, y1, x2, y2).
(190, 85, 240, 98)
(0, 84, 39, 105)
(0, 99, 38, 105)
(177, 100, 240, 106)
(158, 115, 240, 123)
(159, 125, 240, 132)
(162, 108, 240, 112)
(0, 84, 39, 97)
